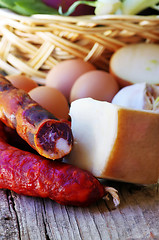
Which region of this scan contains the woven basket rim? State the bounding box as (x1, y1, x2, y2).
(0, 8, 159, 85)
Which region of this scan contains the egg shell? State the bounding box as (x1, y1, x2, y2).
(6, 74, 38, 92)
(28, 86, 69, 120)
(46, 59, 96, 101)
(70, 70, 119, 103)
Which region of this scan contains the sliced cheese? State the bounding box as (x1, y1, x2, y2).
(66, 98, 159, 184)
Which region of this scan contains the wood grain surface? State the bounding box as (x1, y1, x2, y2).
(0, 182, 158, 240)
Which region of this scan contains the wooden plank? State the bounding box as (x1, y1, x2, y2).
(0, 190, 20, 240)
(0, 183, 158, 240)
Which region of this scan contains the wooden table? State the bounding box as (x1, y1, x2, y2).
(0, 181, 158, 240)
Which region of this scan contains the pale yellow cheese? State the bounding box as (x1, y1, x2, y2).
(66, 98, 159, 184)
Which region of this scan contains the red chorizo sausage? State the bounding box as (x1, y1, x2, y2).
(0, 75, 73, 160)
(0, 131, 119, 207)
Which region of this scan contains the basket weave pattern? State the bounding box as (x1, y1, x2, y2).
(0, 10, 159, 84)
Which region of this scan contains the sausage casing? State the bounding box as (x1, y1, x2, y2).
(0, 137, 105, 206)
(0, 75, 73, 160)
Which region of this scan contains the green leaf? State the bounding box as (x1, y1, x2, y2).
(0, 0, 15, 8)
(13, 0, 58, 15)
(0, 0, 58, 16)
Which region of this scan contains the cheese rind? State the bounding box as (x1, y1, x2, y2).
(67, 98, 159, 184)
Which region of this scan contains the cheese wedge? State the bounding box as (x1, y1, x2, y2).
(66, 98, 159, 184)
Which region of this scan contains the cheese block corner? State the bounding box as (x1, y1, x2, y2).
(66, 98, 159, 184)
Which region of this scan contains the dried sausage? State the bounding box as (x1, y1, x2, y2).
(0, 75, 73, 160)
(0, 125, 119, 207)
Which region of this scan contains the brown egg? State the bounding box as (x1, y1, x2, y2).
(6, 74, 38, 92)
(28, 86, 69, 120)
(70, 70, 120, 102)
(46, 59, 96, 101)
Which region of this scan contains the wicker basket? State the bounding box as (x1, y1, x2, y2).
(0, 9, 159, 85)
